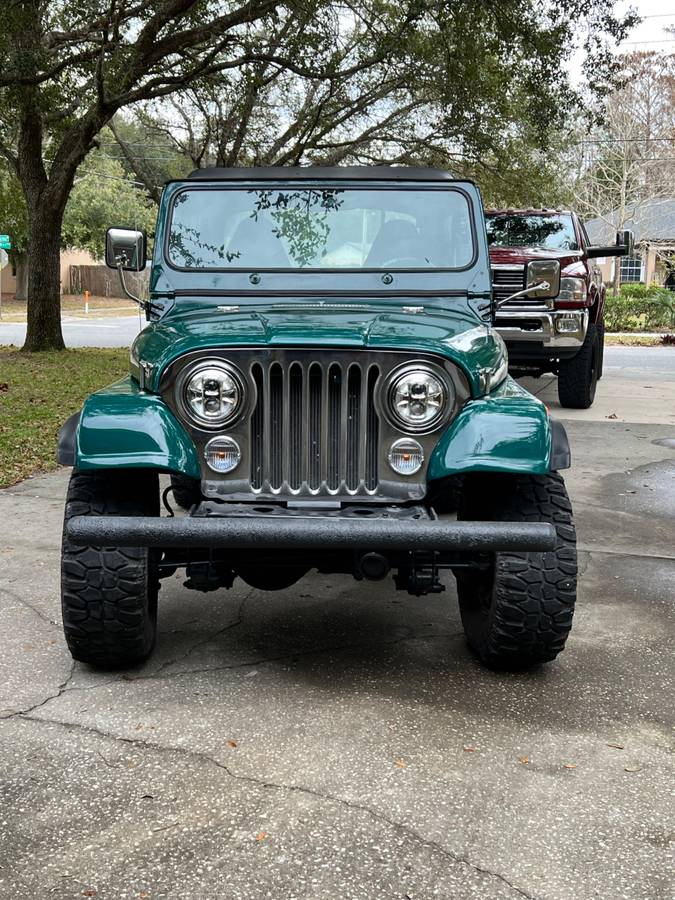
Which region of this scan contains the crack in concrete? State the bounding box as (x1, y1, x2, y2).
(0, 660, 76, 721)
(151, 587, 254, 677)
(14, 712, 539, 900)
(577, 546, 675, 562)
(116, 629, 466, 687)
(0, 585, 59, 628)
(0, 630, 464, 719)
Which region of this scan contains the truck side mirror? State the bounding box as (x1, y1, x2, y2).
(586, 228, 635, 259)
(616, 229, 634, 257)
(106, 227, 147, 271)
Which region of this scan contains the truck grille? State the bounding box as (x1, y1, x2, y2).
(250, 358, 380, 495)
(491, 265, 526, 307)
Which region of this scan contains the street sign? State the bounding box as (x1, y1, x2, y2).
(0, 249, 8, 268)
(0, 234, 11, 250)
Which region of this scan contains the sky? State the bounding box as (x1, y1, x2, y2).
(617, 1, 675, 50)
(567, 1, 675, 82)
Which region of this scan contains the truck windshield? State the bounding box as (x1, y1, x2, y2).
(167, 186, 475, 270)
(485, 214, 579, 251)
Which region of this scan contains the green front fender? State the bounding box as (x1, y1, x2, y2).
(428, 377, 553, 479)
(73, 377, 201, 478)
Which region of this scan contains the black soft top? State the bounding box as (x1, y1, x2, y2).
(181, 166, 470, 184)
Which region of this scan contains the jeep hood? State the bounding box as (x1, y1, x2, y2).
(132, 299, 505, 397)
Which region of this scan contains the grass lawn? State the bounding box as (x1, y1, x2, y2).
(0, 346, 128, 488)
(605, 333, 664, 346)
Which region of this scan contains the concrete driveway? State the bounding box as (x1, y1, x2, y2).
(0, 368, 673, 898)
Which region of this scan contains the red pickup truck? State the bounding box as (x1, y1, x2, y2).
(485, 208, 632, 408)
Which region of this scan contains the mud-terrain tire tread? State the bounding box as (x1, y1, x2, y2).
(170, 473, 202, 510)
(61, 470, 159, 668)
(597, 316, 605, 379)
(457, 472, 577, 670)
(557, 322, 599, 409)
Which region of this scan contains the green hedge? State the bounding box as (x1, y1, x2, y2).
(603, 286, 675, 332)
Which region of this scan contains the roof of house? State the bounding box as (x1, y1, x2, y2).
(585, 198, 675, 244)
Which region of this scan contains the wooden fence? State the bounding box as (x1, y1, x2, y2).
(68, 265, 150, 299)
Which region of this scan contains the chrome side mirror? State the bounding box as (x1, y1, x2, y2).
(105, 227, 146, 271)
(526, 259, 561, 297)
(495, 259, 561, 309)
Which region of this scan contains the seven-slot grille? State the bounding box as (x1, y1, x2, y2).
(250, 359, 380, 495)
(491, 265, 526, 308)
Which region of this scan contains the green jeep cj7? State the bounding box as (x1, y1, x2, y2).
(58, 167, 577, 671)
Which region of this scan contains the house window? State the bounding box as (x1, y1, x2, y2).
(620, 255, 642, 283)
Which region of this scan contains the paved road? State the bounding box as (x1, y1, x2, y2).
(1, 369, 674, 896)
(0, 314, 143, 348)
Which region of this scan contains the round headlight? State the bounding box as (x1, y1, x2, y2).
(388, 368, 448, 431)
(388, 438, 424, 475)
(182, 363, 243, 427)
(204, 436, 241, 473)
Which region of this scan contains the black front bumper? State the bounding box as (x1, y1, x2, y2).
(66, 514, 556, 553)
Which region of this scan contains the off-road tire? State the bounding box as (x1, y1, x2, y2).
(557, 321, 599, 409)
(456, 472, 577, 670)
(597, 316, 605, 380)
(170, 474, 202, 510)
(61, 470, 160, 668)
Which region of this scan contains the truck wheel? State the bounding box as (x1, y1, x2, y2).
(597, 317, 605, 380)
(170, 474, 202, 510)
(557, 322, 599, 409)
(456, 472, 577, 670)
(61, 470, 160, 668)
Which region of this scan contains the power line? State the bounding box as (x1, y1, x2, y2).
(574, 137, 675, 144)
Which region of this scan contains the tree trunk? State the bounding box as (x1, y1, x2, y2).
(612, 256, 621, 298)
(14, 252, 28, 301)
(22, 206, 65, 351)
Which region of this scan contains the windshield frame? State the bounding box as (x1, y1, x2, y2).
(164, 182, 479, 275)
(484, 212, 580, 252)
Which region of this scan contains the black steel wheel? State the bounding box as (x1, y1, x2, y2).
(557, 322, 599, 409)
(456, 472, 577, 670)
(61, 470, 160, 668)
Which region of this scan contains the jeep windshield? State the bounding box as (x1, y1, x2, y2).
(485, 213, 579, 252)
(167, 186, 475, 270)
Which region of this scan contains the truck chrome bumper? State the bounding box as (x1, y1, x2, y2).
(496, 309, 588, 349)
(66, 514, 557, 553)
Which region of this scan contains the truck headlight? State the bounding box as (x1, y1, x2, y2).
(180, 361, 243, 427)
(386, 366, 451, 432)
(559, 277, 587, 303)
